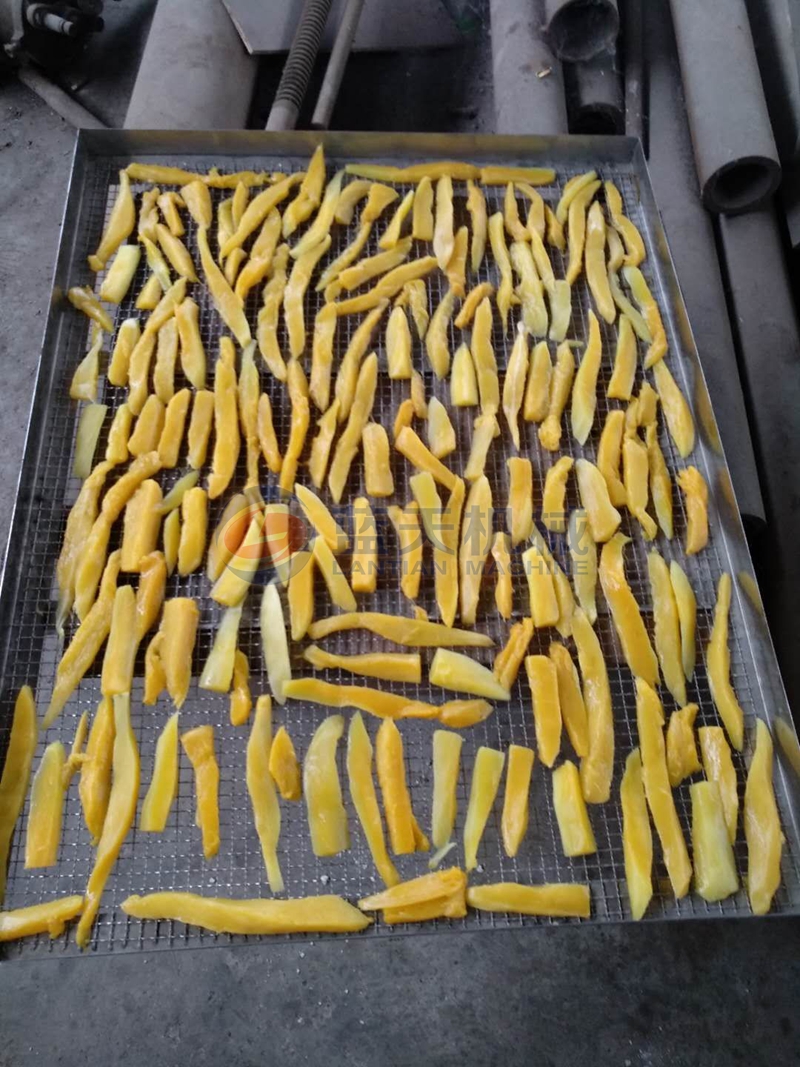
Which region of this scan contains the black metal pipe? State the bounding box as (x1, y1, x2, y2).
(564, 49, 624, 135)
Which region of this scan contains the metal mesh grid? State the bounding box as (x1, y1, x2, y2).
(1, 147, 799, 960)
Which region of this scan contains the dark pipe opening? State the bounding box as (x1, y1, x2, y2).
(707, 158, 780, 214)
(547, 0, 619, 62)
(572, 104, 623, 136)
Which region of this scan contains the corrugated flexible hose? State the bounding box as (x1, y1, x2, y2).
(266, 0, 335, 130)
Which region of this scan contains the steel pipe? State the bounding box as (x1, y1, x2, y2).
(564, 49, 623, 135)
(621, 0, 645, 150)
(543, 0, 619, 62)
(668, 0, 781, 214)
(718, 204, 800, 709)
(646, 0, 764, 525)
(311, 0, 365, 130)
(490, 0, 568, 136)
(125, 0, 256, 130)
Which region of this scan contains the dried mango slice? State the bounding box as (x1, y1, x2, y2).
(491, 531, 513, 619)
(445, 225, 468, 297)
(463, 746, 505, 871)
(493, 618, 534, 693)
(677, 466, 708, 555)
(567, 508, 597, 625)
(488, 212, 518, 332)
(329, 353, 378, 503)
(502, 325, 529, 450)
(375, 719, 428, 854)
(523, 340, 551, 423)
(292, 169, 344, 258)
(304, 645, 421, 684)
(669, 561, 697, 685)
(525, 655, 561, 767)
(623, 435, 658, 541)
(307, 612, 493, 648)
(636, 679, 692, 898)
(707, 573, 744, 751)
(646, 423, 673, 538)
(451, 343, 479, 406)
(699, 726, 738, 844)
(471, 297, 500, 414)
(466, 180, 487, 272)
(605, 180, 645, 267)
(585, 201, 615, 323)
(575, 458, 622, 543)
(363, 423, 395, 497)
(608, 314, 637, 400)
(501, 745, 535, 857)
(431, 649, 510, 701)
(386, 304, 412, 379)
(666, 703, 701, 787)
(691, 779, 739, 902)
(572, 604, 614, 804)
(304, 714, 349, 857)
(334, 302, 386, 422)
(553, 760, 596, 856)
(548, 641, 589, 757)
(542, 456, 573, 534)
(510, 240, 547, 337)
(257, 244, 289, 381)
(653, 360, 695, 457)
(412, 175, 434, 240)
(88, 169, 135, 271)
(455, 281, 493, 330)
(387, 502, 423, 602)
(597, 409, 627, 507)
(620, 748, 652, 920)
(556, 170, 597, 225)
(434, 478, 464, 628)
(433, 175, 455, 270)
(197, 227, 251, 348)
(285, 236, 331, 358)
(431, 729, 463, 853)
(570, 309, 602, 444)
(599, 534, 659, 684)
(565, 180, 601, 285)
(622, 266, 667, 368)
(425, 287, 456, 378)
(458, 474, 492, 626)
(539, 342, 575, 452)
(506, 456, 534, 546)
(648, 552, 687, 706)
(310, 302, 337, 411)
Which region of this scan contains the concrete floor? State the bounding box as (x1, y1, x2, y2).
(0, 80, 76, 555)
(1, 7, 800, 1064)
(1, 920, 799, 1065)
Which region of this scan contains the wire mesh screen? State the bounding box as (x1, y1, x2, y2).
(1, 145, 799, 961)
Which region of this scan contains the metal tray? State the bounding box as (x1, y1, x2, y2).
(1, 131, 799, 960)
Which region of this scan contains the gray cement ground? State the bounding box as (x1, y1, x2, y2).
(1, 11, 800, 1063)
(2, 920, 800, 1065)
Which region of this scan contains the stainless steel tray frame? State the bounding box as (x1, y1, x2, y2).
(1, 131, 798, 959)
